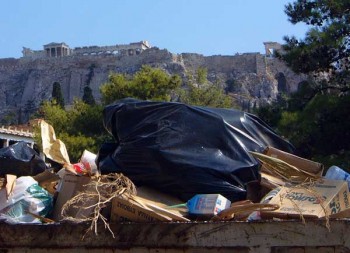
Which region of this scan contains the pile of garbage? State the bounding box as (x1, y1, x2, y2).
(1, 98, 349, 230)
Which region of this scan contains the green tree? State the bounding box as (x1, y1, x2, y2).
(86, 63, 96, 86)
(255, 94, 289, 130)
(59, 133, 97, 163)
(178, 83, 233, 108)
(196, 67, 208, 84)
(35, 100, 68, 134)
(100, 74, 130, 105)
(52, 82, 65, 108)
(276, 94, 350, 168)
(0, 111, 17, 125)
(287, 80, 317, 111)
(178, 67, 233, 108)
(82, 86, 96, 105)
(225, 79, 236, 93)
(66, 99, 104, 137)
(35, 99, 108, 162)
(281, 0, 350, 92)
(100, 65, 181, 105)
(264, 0, 350, 169)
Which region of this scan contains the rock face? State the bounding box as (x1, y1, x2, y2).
(0, 47, 306, 123)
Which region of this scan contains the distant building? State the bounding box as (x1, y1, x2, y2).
(264, 42, 283, 57)
(0, 124, 34, 148)
(44, 42, 72, 57)
(22, 41, 151, 59)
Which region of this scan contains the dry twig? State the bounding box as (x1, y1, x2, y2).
(61, 173, 136, 238)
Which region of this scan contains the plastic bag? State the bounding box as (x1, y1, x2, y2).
(98, 99, 294, 201)
(0, 142, 47, 176)
(0, 176, 53, 224)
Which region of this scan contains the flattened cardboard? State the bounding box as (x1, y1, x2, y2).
(136, 186, 187, 217)
(111, 195, 173, 223)
(131, 195, 189, 222)
(264, 146, 324, 176)
(263, 179, 350, 219)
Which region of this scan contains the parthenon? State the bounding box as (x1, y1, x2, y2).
(44, 42, 71, 57)
(22, 41, 151, 59)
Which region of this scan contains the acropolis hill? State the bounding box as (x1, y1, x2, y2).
(0, 41, 305, 123)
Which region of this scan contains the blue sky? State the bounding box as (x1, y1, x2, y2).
(0, 0, 309, 59)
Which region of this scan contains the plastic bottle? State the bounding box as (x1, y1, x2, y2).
(167, 194, 231, 216)
(325, 166, 350, 188)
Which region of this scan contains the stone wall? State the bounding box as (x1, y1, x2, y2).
(265, 57, 306, 93)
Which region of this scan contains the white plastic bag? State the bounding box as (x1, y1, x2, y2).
(0, 176, 53, 224)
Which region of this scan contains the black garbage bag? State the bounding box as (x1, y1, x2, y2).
(0, 141, 47, 177)
(98, 98, 294, 202)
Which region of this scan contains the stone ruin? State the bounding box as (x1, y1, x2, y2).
(263, 42, 284, 57)
(22, 41, 152, 59)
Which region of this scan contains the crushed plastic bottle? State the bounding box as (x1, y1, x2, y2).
(167, 194, 231, 217)
(325, 165, 350, 189)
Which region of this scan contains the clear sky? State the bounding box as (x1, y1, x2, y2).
(0, 0, 309, 59)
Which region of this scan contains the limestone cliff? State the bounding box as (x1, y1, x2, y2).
(0, 47, 305, 123)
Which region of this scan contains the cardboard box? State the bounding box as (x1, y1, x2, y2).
(52, 173, 93, 221)
(111, 195, 174, 223)
(262, 179, 350, 219)
(111, 187, 190, 223)
(264, 146, 324, 176)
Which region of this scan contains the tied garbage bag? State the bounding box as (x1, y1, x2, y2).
(0, 141, 47, 176)
(98, 99, 294, 202)
(0, 176, 53, 224)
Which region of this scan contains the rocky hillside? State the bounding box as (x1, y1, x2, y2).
(0, 47, 306, 123)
